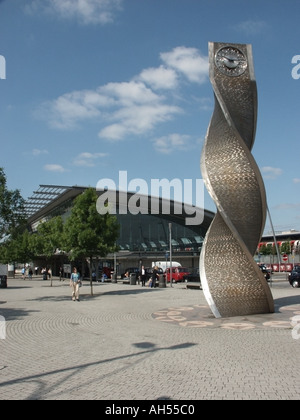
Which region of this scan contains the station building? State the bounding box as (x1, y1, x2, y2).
(25, 185, 215, 277)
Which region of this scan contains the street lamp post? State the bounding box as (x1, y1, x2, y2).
(169, 223, 172, 288)
(267, 205, 281, 272)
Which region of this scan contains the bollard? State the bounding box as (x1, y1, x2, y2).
(111, 273, 117, 283)
(130, 273, 137, 285)
(159, 274, 166, 288)
(0, 275, 7, 288)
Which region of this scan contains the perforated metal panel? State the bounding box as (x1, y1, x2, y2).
(200, 43, 274, 318)
(24, 185, 71, 217)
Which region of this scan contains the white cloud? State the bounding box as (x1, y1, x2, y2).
(160, 46, 209, 84)
(293, 178, 300, 184)
(101, 81, 160, 106)
(153, 133, 191, 155)
(44, 164, 67, 173)
(26, 0, 123, 25)
(99, 103, 182, 141)
(37, 89, 106, 129)
(261, 166, 283, 180)
(73, 152, 108, 167)
(38, 80, 182, 139)
(138, 66, 178, 90)
(36, 46, 208, 141)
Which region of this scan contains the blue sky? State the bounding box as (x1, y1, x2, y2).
(0, 0, 299, 234)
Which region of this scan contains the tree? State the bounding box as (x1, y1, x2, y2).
(30, 216, 64, 286)
(281, 241, 292, 255)
(259, 244, 268, 255)
(0, 230, 35, 269)
(0, 168, 26, 239)
(63, 188, 119, 295)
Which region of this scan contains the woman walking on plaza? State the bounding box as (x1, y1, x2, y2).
(70, 267, 81, 302)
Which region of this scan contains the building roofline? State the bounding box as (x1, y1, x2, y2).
(26, 185, 215, 229)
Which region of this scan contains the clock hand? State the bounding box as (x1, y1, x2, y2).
(222, 56, 239, 68)
(224, 54, 240, 61)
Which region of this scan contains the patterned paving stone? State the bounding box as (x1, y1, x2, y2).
(0, 278, 300, 400)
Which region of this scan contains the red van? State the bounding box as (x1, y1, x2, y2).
(165, 267, 191, 283)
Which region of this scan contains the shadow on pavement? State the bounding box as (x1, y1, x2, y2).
(0, 341, 197, 400)
(274, 295, 300, 312)
(0, 307, 40, 321)
(100, 288, 163, 297)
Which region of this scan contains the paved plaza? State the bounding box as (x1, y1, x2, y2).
(0, 276, 300, 400)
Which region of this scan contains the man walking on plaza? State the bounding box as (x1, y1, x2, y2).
(139, 266, 147, 287)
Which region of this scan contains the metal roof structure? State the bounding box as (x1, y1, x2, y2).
(23, 184, 215, 259)
(24, 185, 71, 217)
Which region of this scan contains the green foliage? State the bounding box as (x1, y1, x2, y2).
(270, 244, 277, 256)
(63, 188, 119, 260)
(281, 241, 291, 255)
(259, 244, 268, 255)
(0, 167, 26, 238)
(31, 216, 64, 258)
(0, 230, 35, 264)
(0, 184, 120, 281)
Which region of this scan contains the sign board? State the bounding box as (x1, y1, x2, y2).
(0, 265, 8, 276)
(63, 264, 71, 274)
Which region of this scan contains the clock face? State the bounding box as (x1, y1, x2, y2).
(215, 46, 247, 77)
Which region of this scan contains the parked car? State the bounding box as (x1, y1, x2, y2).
(183, 268, 201, 285)
(120, 267, 140, 279)
(288, 267, 300, 288)
(166, 267, 191, 283)
(145, 267, 164, 280)
(258, 264, 271, 282)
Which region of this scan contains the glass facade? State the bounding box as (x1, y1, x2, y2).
(27, 186, 213, 256)
(117, 212, 206, 253)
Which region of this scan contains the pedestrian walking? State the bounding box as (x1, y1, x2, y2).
(139, 266, 147, 287)
(59, 266, 64, 281)
(70, 267, 81, 302)
(151, 266, 159, 288)
(42, 268, 47, 281)
(101, 272, 108, 283)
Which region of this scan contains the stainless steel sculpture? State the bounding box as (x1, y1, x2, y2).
(200, 42, 274, 318)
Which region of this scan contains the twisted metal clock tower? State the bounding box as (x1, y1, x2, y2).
(200, 42, 274, 318)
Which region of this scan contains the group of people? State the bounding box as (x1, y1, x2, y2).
(20, 264, 160, 301)
(68, 265, 160, 302)
(41, 267, 52, 280)
(139, 265, 159, 288)
(123, 266, 160, 287)
(21, 266, 45, 279)
(20, 264, 81, 302)
(21, 266, 33, 280)
(21, 266, 57, 282)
